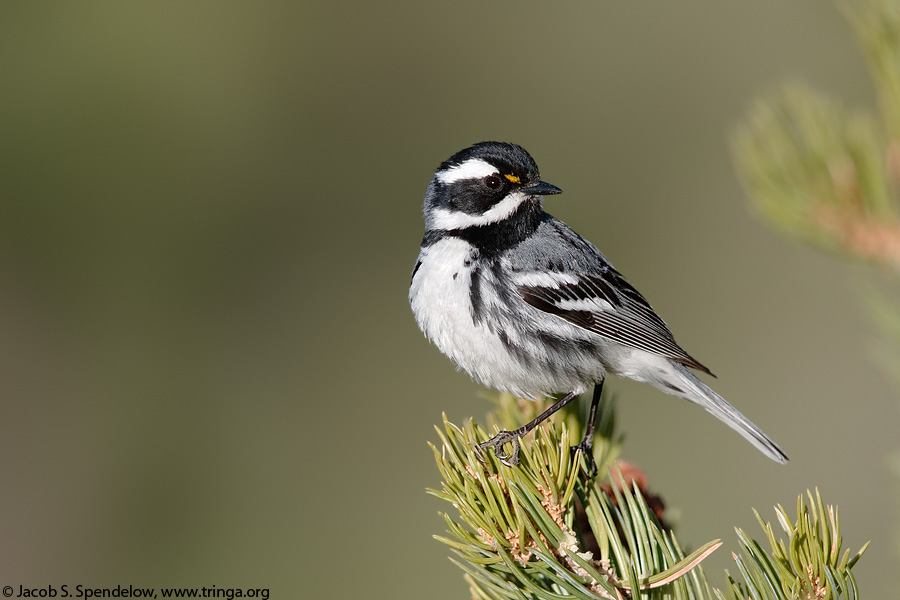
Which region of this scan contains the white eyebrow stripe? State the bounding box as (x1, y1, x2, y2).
(435, 158, 497, 184)
(430, 191, 529, 230)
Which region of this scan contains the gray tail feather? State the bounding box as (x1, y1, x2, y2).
(667, 363, 789, 464)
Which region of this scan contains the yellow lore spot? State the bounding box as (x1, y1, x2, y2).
(503, 174, 521, 184)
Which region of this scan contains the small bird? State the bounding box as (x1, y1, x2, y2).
(409, 141, 788, 467)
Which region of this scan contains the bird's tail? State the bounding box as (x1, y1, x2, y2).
(662, 362, 789, 464)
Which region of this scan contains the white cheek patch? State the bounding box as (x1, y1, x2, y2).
(430, 191, 529, 230)
(435, 158, 498, 184)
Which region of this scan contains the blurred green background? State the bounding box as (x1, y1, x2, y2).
(0, 1, 894, 597)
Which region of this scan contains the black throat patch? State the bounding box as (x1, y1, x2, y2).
(438, 199, 544, 258)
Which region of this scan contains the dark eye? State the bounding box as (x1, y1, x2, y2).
(483, 175, 502, 190)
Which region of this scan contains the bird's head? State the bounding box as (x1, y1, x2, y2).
(422, 142, 562, 232)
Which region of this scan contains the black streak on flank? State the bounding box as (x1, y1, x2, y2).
(489, 260, 517, 307)
(535, 330, 597, 356)
(497, 330, 531, 367)
(469, 266, 483, 325)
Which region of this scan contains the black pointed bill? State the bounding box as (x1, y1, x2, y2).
(522, 180, 563, 196)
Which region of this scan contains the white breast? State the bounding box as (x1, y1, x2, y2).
(409, 238, 509, 384)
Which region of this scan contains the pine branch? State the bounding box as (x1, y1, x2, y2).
(718, 490, 868, 600)
(428, 395, 866, 599)
(429, 393, 720, 600)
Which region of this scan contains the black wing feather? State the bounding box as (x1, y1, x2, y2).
(518, 269, 713, 376)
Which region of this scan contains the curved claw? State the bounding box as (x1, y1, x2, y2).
(477, 430, 522, 467)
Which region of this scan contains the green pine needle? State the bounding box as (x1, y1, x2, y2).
(429, 393, 721, 600)
(429, 395, 866, 599)
(721, 489, 868, 600)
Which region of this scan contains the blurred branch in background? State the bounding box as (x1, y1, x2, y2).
(732, 0, 900, 273)
(733, 83, 899, 270)
(733, 0, 900, 272)
(429, 396, 866, 599)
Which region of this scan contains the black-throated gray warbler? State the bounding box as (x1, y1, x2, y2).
(409, 141, 788, 467)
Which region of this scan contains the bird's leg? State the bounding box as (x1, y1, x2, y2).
(477, 391, 579, 466)
(571, 380, 604, 475)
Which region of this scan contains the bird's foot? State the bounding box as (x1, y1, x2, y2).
(476, 430, 523, 467)
(570, 436, 597, 477)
